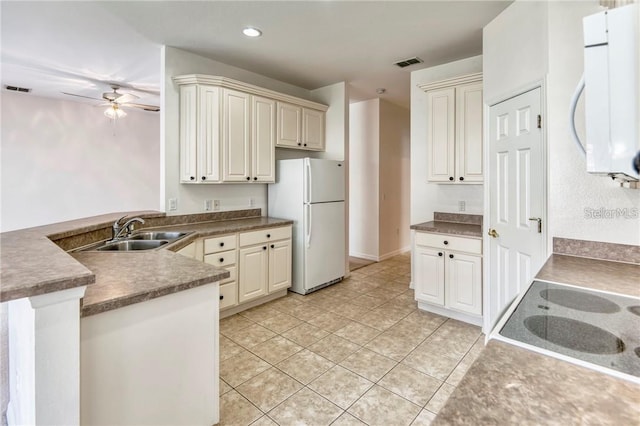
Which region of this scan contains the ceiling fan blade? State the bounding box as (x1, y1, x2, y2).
(113, 93, 139, 104)
(62, 92, 103, 102)
(124, 102, 160, 112)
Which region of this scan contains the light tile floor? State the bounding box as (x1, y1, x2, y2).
(219, 253, 484, 426)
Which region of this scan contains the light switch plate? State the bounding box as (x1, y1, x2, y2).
(169, 198, 178, 211)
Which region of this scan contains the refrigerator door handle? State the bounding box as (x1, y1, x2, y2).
(305, 159, 312, 204)
(305, 204, 312, 249)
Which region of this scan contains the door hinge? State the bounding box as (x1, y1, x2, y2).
(537, 114, 542, 129)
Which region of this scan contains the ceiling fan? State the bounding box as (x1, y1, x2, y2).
(62, 85, 160, 118)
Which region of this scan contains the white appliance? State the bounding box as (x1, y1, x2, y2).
(570, 3, 639, 182)
(268, 158, 346, 294)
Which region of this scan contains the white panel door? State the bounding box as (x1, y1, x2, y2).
(487, 87, 545, 330)
(456, 83, 483, 183)
(269, 239, 292, 293)
(179, 85, 198, 183)
(222, 89, 251, 182)
(304, 201, 345, 291)
(446, 252, 482, 315)
(413, 245, 445, 306)
(238, 245, 268, 303)
(252, 96, 276, 182)
(305, 159, 345, 203)
(427, 87, 455, 182)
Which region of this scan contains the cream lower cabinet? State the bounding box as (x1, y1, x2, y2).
(413, 231, 482, 325)
(204, 234, 238, 310)
(238, 226, 292, 303)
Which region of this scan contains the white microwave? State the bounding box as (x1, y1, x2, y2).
(571, 3, 639, 182)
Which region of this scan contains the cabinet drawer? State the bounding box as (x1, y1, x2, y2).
(219, 282, 238, 310)
(204, 249, 237, 267)
(415, 232, 482, 255)
(221, 265, 237, 284)
(240, 226, 292, 247)
(204, 234, 237, 254)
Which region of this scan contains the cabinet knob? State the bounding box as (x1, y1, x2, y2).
(220, 295, 224, 300)
(246, 177, 250, 181)
(270, 244, 275, 249)
(459, 176, 465, 181)
(449, 176, 454, 181)
(266, 234, 271, 238)
(219, 258, 224, 263)
(220, 242, 224, 247)
(263, 246, 267, 250)
(449, 254, 454, 259)
(444, 240, 449, 245)
(253, 177, 258, 181)
(303, 143, 307, 147)
(201, 176, 206, 181)
(297, 143, 302, 146)
(438, 252, 443, 256)
(190, 176, 195, 181)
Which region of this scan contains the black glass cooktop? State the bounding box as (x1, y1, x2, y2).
(499, 280, 640, 379)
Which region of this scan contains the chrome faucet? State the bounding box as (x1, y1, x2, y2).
(111, 216, 145, 241)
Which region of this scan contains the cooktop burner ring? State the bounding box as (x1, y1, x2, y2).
(539, 288, 620, 313)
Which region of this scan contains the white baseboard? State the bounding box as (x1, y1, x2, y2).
(350, 246, 411, 263)
(417, 301, 483, 327)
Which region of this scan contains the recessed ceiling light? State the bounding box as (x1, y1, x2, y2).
(243, 27, 262, 37)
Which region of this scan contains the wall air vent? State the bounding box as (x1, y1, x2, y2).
(5, 85, 31, 93)
(393, 57, 424, 68)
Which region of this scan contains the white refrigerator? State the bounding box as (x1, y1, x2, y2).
(268, 158, 345, 294)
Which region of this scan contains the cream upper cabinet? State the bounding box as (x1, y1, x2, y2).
(276, 102, 326, 151)
(422, 74, 483, 184)
(175, 75, 328, 184)
(179, 85, 221, 183)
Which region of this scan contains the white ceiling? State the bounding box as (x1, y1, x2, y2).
(1, 1, 511, 109)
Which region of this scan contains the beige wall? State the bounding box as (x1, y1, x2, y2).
(349, 98, 410, 260)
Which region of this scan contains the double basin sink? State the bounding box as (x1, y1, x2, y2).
(80, 231, 189, 252)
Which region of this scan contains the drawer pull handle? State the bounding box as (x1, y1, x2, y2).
(438, 252, 443, 256)
(449, 254, 454, 259)
(219, 258, 224, 263)
(443, 240, 449, 245)
(220, 242, 224, 247)
(266, 234, 271, 238)
(220, 295, 224, 300)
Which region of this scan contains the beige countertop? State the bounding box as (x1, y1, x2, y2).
(0, 210, 293, 316)
(433, 253, 640, 425)
(410, 221, 482, 239)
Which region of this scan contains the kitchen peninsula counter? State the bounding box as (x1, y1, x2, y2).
(0, 209, 292, 314)
(411, 212, 483, 238)
(433, 243, 640, 425)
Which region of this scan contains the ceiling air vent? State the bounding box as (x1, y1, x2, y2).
(5, 85, 32, 93)
(393, 57, 424, 68)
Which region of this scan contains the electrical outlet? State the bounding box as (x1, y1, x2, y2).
(204, 200, 213, 211)
(168, 198, 177, 211)
(213, 200, 220, 211)
(459, 201, 466, 212)
(249, 198, 255, 207)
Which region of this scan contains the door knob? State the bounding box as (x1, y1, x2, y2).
(488, 228, 499, 238)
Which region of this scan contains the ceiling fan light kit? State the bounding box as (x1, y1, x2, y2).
(104, 104, 126, 119)
(62, 84, 160, 119)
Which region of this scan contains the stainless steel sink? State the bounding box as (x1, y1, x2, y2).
(128, 231, 187, 241)
(96, 240, 169, 251)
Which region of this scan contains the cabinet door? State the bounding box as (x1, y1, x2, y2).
(197, 85, 221, 183)
(238, 245, 268, 303)
(268, 239, 291, 293)
(276, 102, 302, 148)
(427, 87, 456, 183)
(414, 245, 445, 306)
(179, 85, 198, 183)
(302, 108, 325, 151)
(456, 83, 483, 183)
(446, 252, 482, 315)
(252, 96, 276, 182)
(222, 89, 251, 182)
